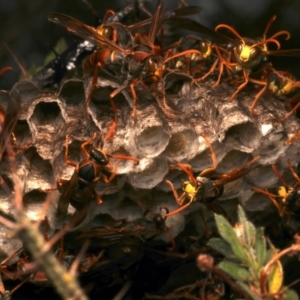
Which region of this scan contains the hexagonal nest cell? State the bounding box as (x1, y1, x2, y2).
(2, 66, 300, 299)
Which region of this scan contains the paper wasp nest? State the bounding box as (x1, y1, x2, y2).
(0, 72, 300, 257)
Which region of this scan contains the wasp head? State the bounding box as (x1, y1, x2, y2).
(236, 41, 261, 64)
(198, 40, 212, 59)
(182, 180, 201, 202)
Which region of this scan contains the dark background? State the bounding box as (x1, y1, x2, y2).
(1, 0, 300, 90)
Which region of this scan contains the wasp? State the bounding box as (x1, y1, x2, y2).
(11, 0, 149, 89)
(252, 161, 300, 225)
(48, 1, 202, 140)
(215, 16, 300, 113)
(54, 133, 139, 223)
(163, 134, 260, 217)
(263, 68, 300, 123)
(168, 15, 300, 115)
(240, 64, 300, 116)
(78, 207, 175, 249)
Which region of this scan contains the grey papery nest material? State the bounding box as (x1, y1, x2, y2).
(0, 72, 299, 259)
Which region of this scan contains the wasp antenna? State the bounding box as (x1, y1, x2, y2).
(263, 15, 277, 39)
(215, 24, 244, 41)
(253, 38, 281, 50)
(82, 0, 100, 19)
(0, 66, 12, 77)
(3, 43, 29, 79)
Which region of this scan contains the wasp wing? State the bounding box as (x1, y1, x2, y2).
(164, 17, 234, 45)
(212, 156, 260, 187)
(57, 171, 79, 218)
(48, 12, 127, 54)
(128, 5, 202, 29)
(149, 0, 164, 49)
(205, 202, 227, 217)
(267, 49, 300, 57)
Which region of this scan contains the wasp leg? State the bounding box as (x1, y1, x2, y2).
(84, 61, 100, 118)
(213, 46, 234, 87)
(108, 153, 139, 164)
(79, 250, 104, 273)
(285, 129, 300, 145)
(162, 202, 193, 217)
(199, 133, 217, 177)
(40, 178, 69, 193)
(43, 216, 50, 242)
(287, 160, 300, 183)
(274, 101, 300, 122)
(252, 187, 284, 217)
(195, 57, 219, 83)
(103, 80, 130, 141)
(129, 79, 140, 118)
(272, 164, 288, 188)
(164, 179, 186, 206)
(166, 226, 176, 251)
(170, 163, 196, 182)
(63, 135, 77, 168)
(101, 159, 122, 183)
(229, 69, 249, 102)
(80, 132, 97, 158)
(249, 78, 268, 116)
(94, 186, 118, 204)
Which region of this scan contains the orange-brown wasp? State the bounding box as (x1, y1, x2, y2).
(163, 134, 260, 217)
(53, 133, 138, 225)
(48, 1, 203, 140)
(252, 161, 300, 224)
(167, 15, 300, 115)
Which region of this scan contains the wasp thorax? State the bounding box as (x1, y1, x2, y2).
(90, 148, 109, 165)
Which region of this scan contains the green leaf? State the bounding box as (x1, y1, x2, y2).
(254, 227, 266, 268)
(236, 281, 261, 300)
(218, 260, 250, 281)
(282, 289, 299, 300)
(237, 205, 256, 246)
(267, 259, 283, 294)
(208, 237, 234, 258)
(44, 38, 68, 66)
(214, 214, 248, 262)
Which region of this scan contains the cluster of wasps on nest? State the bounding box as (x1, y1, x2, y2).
(2, 0, 300, 299)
